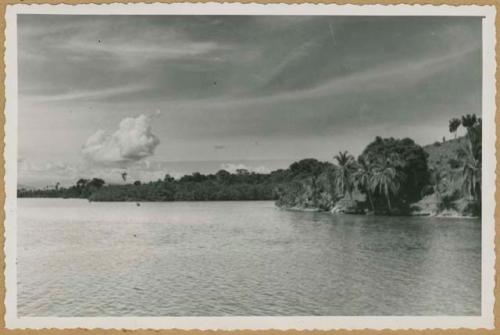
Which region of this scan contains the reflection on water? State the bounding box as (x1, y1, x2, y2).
(17, 198, 481, 316)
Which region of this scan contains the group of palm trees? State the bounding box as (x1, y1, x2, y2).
(331, 114, 482, 214)
(447, 114, 482, 203)
(454, 116, 482, 203)
(333, 150, 404, 213)
(456, 138, 481, 203)
(448, 114, 480, 140)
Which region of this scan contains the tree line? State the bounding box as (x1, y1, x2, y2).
(18, 114, 482, 216)
(275, 137, 430, 214)
(18, 168, 292, 202)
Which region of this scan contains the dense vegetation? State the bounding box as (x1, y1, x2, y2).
(18, 114, 482, 216)
(18, 170, 288, 202)
(273, 138, 431, 215)
(275, 113, 482, 216)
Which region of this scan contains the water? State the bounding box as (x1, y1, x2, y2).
(17, 198, 481, 316)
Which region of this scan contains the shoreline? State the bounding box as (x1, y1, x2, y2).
(276, 205, 480, 219)
(17, 197, 481, 219)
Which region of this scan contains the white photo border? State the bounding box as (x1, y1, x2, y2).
(3, 3, 497, 330)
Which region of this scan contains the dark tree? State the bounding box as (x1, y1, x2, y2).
(360, 137, 430, 207)
(461, 114, 478, 129)
(215, 169, 231, 183)
(163, 174, 175, 183)
(88, 178, 105, 189)
(289, 158, 329, 177)
(449, 118, 461, 139)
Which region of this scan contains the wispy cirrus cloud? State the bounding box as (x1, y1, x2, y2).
(24, 84, 146, 102)
(55, 33, 226, 70)
(157, 44, 479, 112)
(19, 15, 229, 65)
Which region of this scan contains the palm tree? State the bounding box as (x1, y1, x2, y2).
(354, 156, 374, 210)
(333, 151, 356, 199)
(461, 114, 478, 130)
(449, 118, 461, 139)
(456, 138, 481, 202)
(370, 156, 403, 213)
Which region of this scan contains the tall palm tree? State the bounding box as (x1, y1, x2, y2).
(370, 156, 403, 213)
(354, 156, 374, 210)
(334, 151, 356, 199)
(449, 118, 461, 139)
(461, 114, 478, 130)
(456, 138, 481, 202)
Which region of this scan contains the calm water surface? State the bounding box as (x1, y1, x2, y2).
(17, 198, 481, 316)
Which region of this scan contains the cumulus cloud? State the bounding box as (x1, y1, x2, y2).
(220, 163, 270, 174)
(82, 114, 160, 165)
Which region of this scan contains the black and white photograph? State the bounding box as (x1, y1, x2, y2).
(3, 3, 496, 330)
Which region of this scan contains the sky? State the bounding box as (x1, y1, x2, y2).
(17, 15, 482, 187)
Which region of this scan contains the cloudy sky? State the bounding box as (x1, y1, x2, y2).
(18, 15, 482, 187)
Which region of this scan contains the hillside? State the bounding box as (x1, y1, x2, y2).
(423, 137, 464, 172)
(411, 135, 480, 217)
